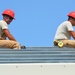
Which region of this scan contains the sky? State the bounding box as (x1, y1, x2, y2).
(0, 0, 75, 47)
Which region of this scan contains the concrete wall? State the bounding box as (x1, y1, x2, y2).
(0, 63, 75, 75)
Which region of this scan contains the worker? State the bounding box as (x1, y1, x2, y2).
(54, 11, 75, 48)
(0, 9, 21, 49)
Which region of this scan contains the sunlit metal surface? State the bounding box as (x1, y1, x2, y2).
(0, 47, 75, 63)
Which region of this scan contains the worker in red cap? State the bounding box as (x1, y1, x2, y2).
(0, 9, 21, 49)
(54, 11, 75, 48)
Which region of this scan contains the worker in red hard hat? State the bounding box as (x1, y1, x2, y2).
(0, 9, 21, 49)
(54, 11, 75, 48)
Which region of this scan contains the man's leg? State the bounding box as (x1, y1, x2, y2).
(0, 40, 21, 49)
(62, 40, 75, 48)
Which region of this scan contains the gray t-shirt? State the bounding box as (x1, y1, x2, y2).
(0, 20, 8, 39)
(54, 21, 74, 40)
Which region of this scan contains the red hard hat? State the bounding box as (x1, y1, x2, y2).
(2, 9, 15, 19)
(68, 11, 75, 18)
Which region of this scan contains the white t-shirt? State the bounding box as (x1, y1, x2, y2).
(54, 21, 74, 40)
(0, 20, 8, 39)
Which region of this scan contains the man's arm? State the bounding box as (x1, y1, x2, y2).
(69, 31, 75, 40)
(2, 29, 16, 41)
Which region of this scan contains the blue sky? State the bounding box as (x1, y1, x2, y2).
(0, 0, 75, 47)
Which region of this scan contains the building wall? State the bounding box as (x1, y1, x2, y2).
(0, 63, 75, 75)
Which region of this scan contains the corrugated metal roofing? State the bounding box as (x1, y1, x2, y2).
(0, 47, 75, 63)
